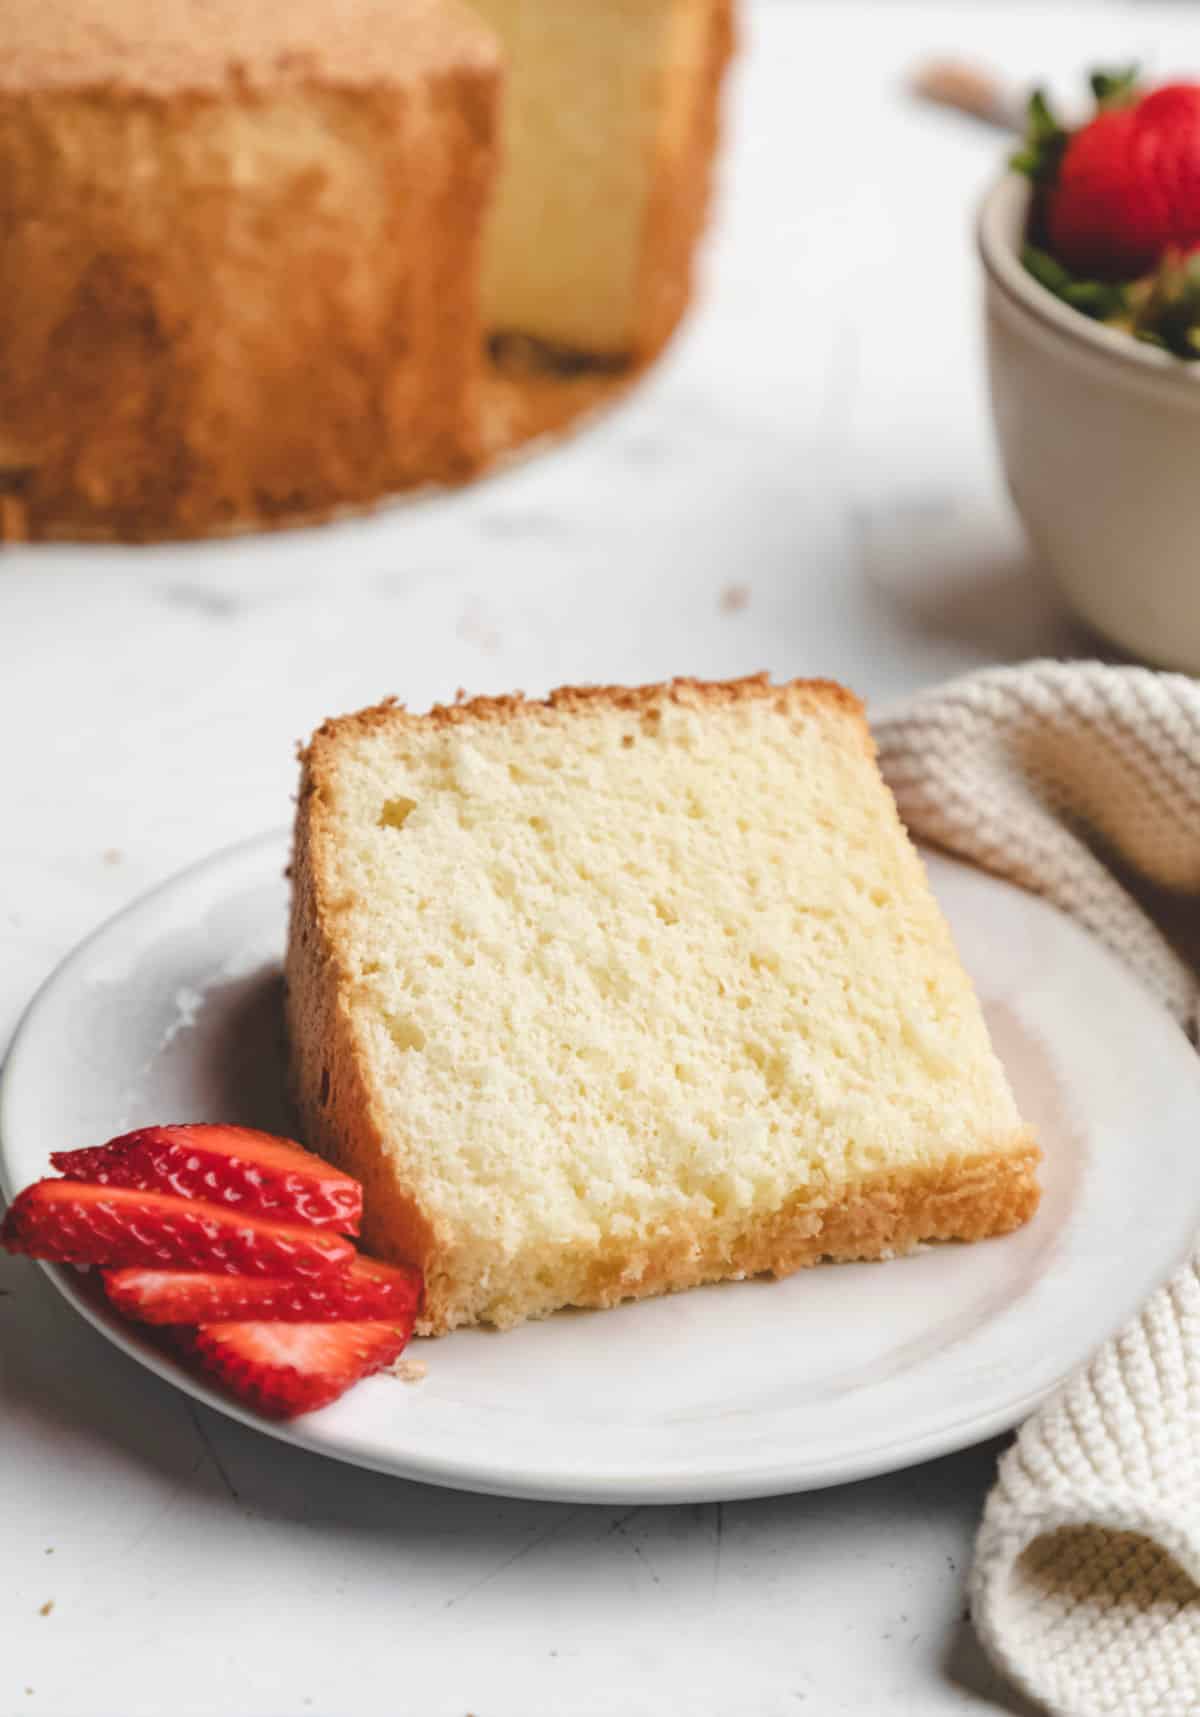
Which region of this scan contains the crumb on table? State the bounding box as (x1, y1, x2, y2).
(390, 1357, 428, 1383)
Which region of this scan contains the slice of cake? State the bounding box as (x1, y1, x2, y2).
(286, 677, 1039, 1334)
(0, 0, 500, 540)
(473, 0, 735, 359)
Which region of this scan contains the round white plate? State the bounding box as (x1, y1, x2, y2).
(2, 832, 1198, 1504)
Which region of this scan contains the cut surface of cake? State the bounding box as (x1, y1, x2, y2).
(473, 0, 734, 358)
(287, 677, 1039, 1334)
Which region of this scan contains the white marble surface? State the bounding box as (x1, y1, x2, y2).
(1, 3, 1189, 1712)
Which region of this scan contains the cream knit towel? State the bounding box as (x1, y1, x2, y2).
(875, 661, 1200, 1717)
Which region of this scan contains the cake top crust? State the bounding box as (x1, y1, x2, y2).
(0, 0, 499, 98)
(303, 674, 868, 760)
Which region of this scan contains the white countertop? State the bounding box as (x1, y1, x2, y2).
(1, 4, 1183, 1712)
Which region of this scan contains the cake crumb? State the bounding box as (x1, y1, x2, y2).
(390, 1357, 427, 1383)
(719, 583, 749, 613)
(38, 1601, 53, 1617)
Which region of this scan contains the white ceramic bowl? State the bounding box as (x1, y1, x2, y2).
(979, 173, 1200, 673)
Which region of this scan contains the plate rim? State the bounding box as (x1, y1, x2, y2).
(0, 824, 291, 1180)
(3, 828, 1198, 1505)
(18, 1257, 1085, 1504)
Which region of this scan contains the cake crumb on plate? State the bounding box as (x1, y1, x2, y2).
(390, 1358, 427, 1383)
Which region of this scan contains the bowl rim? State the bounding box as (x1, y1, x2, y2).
(977, 172, 1200, 390)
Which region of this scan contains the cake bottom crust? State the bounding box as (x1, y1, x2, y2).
(420, 1139, 1042, 1333)
(6, 350, 640, 545)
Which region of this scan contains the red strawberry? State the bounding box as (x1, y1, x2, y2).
(1048, 84, 1200, 278)
(182, 1320, 411, 1418)
(52, 1125, 361, 1234)
(0, 1180, 354, 1276)
(103, 1254, 422, 1326)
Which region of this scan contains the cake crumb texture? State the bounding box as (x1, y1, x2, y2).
(474, 0, 734, 357)
(286, 676, 1039, 1334)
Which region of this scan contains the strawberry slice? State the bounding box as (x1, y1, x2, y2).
(0, 1180, 354, 1276)
(182, 1320, 411, 1418)
(51, 1125, 361, 1234)
(103, 1255, 422, 1326)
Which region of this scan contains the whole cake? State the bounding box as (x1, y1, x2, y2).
(0, 0, 733, 542)
(286, 675, 1039, 1335)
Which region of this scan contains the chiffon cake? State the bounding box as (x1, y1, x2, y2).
(286, 676, 1040, 1334)
(0, 0, 734, 539)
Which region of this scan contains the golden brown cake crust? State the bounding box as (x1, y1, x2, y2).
(0, 0, 737, 541)
(286, 674, 1039, 1334)
(0, 38, 499, 540)
(287, 790, 444, 1305)
(424, 1145, 1041, 1333)
(2, 354, 640, 546)
(302, 672, 868, 754)
(636, 0, 737, 358)
(509, 1143, 1041, 1335)
(0, 0, 497, 96)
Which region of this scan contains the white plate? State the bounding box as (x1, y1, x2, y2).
(2, 832, 1198, 1504)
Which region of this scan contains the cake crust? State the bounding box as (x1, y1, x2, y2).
(0, 0, 736, 542)
(287, 676, 1040, 1335)
(303, 671, 866, 747)
(513, 1143, 1040, 1335)
(0, 0, 497, 96)
(636, 0, 736, 358)
(0, 53, 498, 540)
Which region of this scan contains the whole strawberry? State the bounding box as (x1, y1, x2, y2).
(1040, 80, 1200, 278)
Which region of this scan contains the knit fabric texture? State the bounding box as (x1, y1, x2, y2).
(875, 661, 1200, 1717)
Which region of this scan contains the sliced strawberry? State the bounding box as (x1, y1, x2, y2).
(0, 1180, 353, 1276)
(52, 1125, 361, 1234)
(183, 1319, 411, 1418)
(103, 1255, 422, 1326)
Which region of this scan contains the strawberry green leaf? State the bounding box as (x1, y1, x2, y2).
(1020, 244, 1072, 294)
(1011, 89, 1069, 185)
(1021, 245, 1130, 320)
(1028, 89, 1063, 143)
(1066, 281, 1132, 317)
(1131, 249, 1200, 358)
(1089, 66, 1140, 111)
(1023, 240, 1200, 361)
